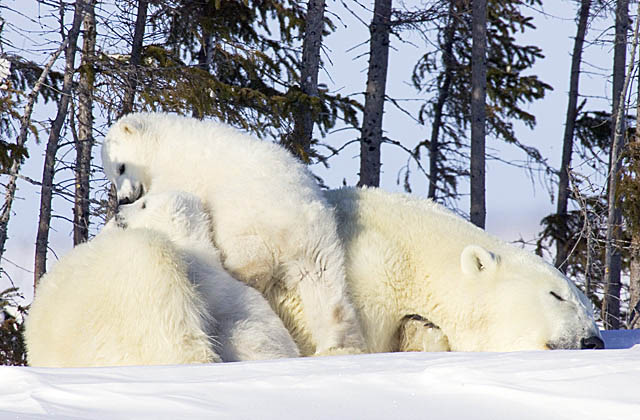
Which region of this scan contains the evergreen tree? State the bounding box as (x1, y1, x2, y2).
(96, 0, 359, 153)
(34, 0, 88, 285)
(555, 0, 592, 272)
(0, 22, 64, 270)
(288, 0, 326, 163)
(74, 0, 97, 245)
(0, 287, 26, 366)
(411, 0, 551, 202)
(537, 109, 636, 323)
(470, 0, 488, 228)
(603, 0, 631, 330)
(359, 0, 393, 187)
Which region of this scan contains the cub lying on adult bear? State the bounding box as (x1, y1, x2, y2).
(101, 112, 365, 356)
(264, 187, 604, 353)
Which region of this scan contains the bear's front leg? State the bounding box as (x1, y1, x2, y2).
(218, 234, 277, 292)
(284, 259, 366, 356)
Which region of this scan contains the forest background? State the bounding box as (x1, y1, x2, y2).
(0, 0, 637, 365)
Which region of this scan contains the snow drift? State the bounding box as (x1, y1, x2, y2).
(1, 331, 639, 420)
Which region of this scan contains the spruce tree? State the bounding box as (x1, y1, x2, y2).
(411, 0, 551, 202)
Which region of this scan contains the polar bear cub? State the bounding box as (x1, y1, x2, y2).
(101, 112, 365, 355)
(114, 190, 300, 361)
(25, 228, 218, 367)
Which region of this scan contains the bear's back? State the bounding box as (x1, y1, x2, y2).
(25, 229, 215, 367)
(325, 187, 508, 263)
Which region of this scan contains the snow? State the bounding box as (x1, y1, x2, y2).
(0, 57, 10, 89)
(2, 332, 639, 420)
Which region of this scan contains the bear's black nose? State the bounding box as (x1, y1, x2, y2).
(118, 197, 133, 206)
(580, 336, 604, 349)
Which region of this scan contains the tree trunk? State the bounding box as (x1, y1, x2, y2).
(198, 31, 214, 72)
(73, 0, 96, 245)
(427, 0, 456, 200)
(290, 0, 325, 163)
(358, 0, 392, 188)
(193, 29, 214, 119)
(470, 0, 487, 228)
(629, 232, 640, 328)
(555, 0, 592, 272)
(120, 0, 149, 117)
(34, 0, 86, 287)
(110, 0, 148, 216)
(603, 0, 631, 330)
(0, 41, 68, 264)
(628, 12, 640, 330)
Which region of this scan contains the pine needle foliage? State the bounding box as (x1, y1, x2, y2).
(96, 0, 360, 161)
(0, 52, 64, 171)
(0, 287, 27, 366)
(411, 0, 551, 200)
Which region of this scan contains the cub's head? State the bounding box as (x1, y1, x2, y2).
(114, 191, 211, 246)
(452, 245, 603, 351)
(102, 113, 159, 207)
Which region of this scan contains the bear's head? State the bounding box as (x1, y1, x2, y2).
(452, 244, 603, 351)
(114, 190, 212, 247)
(102, 113, 158, 207)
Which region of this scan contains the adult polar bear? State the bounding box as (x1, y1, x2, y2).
(264, 187, 603, 353)
(102, 112, 365, 356)
(328, 187, 603, 351)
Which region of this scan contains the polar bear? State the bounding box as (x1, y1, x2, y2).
(333, 187, 604, 351)
(24, 228, 219, 367)
(101, 112, 365, 356)
(265, 187, 603, 353)
(113, 190, 300, 361)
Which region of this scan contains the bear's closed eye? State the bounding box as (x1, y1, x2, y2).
(549, 291, 565, 302)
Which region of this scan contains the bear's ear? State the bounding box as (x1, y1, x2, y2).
(118, 117, 145, 137)
(460, 245, 499, 276)
(122, 123, 136, 135)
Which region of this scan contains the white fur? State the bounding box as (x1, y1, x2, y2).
(322, 187, 602, 352)
(265, 187, 602, 353)
(102, 112, 365, 355)
(24, 229, 218, 367)
(397, 316, 450, 352)
(115, 191, 300, 361)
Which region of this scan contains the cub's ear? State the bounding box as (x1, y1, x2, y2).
(461, 245, 499, 276)
(118, 116, 145, 137)
(122, 123, 136, 135)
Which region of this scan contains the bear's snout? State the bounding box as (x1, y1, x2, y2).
(117, 183, 145, 207)
(580, 336, 604, 350)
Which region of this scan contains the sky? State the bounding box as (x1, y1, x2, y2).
(0, 1, 617, 305)
(2, 330, 640, 419)
(315, 1, 613, 237)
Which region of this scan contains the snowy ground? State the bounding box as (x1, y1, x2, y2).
(2, 330, 639, 420)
